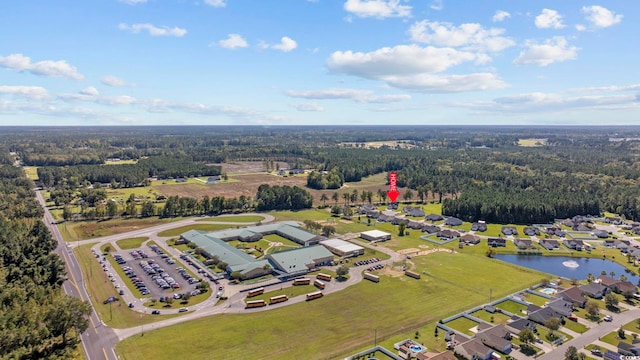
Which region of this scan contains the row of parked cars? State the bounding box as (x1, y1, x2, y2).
(176, 266, 200, 285)
(121, 263, 151, 295)
(354, 258, 381, 267)
(150, 244, 176, 265)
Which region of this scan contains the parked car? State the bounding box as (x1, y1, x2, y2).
(151, 310, 160, 315)
(178, 307, 188, 313)
(128, 302, 134, 308)
(603, 315, 613, 322)
(103, 296, 118, 304)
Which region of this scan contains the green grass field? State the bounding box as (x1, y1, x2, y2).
(157, 223, 237, 237)
(562, 319, 589, 334)
(468, 309, 511, 325)
(495, 300, 528, 315)
(522, 292, 550, 306)
(445, 317, 479, 336)
(23, 166, 38, 180)
(116, 250, 546, 360)
(195, 215, 266, 223)
(116, 237, 149, 250)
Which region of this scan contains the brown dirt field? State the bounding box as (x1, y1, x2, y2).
(154, 172, 396, 207)
(68, 218, 174, 240)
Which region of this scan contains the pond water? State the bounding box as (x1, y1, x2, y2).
(494, 255, 639, 283)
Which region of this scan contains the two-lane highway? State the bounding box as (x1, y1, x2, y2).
(37, 191, 119, 360)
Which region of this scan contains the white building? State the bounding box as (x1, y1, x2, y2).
(360, 230, 391, 242)
(320, 239, 364, 257)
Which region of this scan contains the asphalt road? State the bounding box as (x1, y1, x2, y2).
(37, 191, 119, 360)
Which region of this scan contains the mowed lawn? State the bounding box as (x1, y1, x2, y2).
(195, 215, 267, 223)
(116, 252, 545, 360)
(157, 223, 237, 237)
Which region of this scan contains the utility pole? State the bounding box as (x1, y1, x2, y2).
(489, 288, 493, 303)
(374, 328, 377, 346)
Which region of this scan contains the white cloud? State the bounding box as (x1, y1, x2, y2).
(430, 0, 443, 11)
(343, 0, 411, 19)
(0, 85, 49, 100)
(80, 86, 99, 96)
(285, 88, 411, 103)
(514, 37, 578, 67)
(261, 37, 297, 52)
(458, 91, 638, 113)
(0, 53, 84, 80)
(382, 73, 507, 93)
(291, 102, 324, 112)
(535, 9, 565, 29)
(328, 44, 484, 78)
(118, 0, 147, 5)
(409, 20, 515, 52)
(575, 24, 586, 32)
(118, 23, 187, 37)
(582, 5, 623, 28)
(204, 0, 226, 7)
(492, 10, 510, 23)
(101, 75, 134, 87)
(218, 34, 248, 49)
(569, 84, 640, 93)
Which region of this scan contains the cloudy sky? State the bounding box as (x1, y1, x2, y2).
(1, 0, 638, 126)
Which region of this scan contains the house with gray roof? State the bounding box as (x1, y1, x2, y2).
(501, 226, 517, 236)
(454, 338, 493, 360)
(444, 217, 463, 226)
(422, 225, 439, 234)
(547, 298, 573, 317)
(471, 222, 487, 232)
(514, 238, 533, 249)
(580, 283, 609, 299)
(618, 341, 640, 356)
(425, 213, 444, 222)
(487, 238, 506, 247)
(539, 239, 560, 250)
(557, 286, 587, 308)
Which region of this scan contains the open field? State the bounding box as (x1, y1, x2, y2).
(157, 223, 237, 237)
(23, 166, 38, 180)
(116, 250, 545, 359)
(153, 172, 425, 207)
(195, 215, 266, 223)
(522, 292, 549, 306)
(469, 309, 511, 325)
(116, 237, 149, 250)
(59, 217, 178, 241)
(518, 138, 547, 147)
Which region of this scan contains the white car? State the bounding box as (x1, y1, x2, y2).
(603, 315, 613, 322)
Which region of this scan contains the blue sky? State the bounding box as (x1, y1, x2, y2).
(0, 0, 638, 126)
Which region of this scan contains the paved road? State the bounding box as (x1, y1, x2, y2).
(37, 191, 119, 360)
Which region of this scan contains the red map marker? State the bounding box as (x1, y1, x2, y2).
(387, 172, 399, 203)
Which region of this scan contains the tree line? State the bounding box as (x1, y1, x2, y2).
(0, 163, 91, 359)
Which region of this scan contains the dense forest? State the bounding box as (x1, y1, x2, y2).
(0, 164, 91, 359)
(2, 126, 640, 223)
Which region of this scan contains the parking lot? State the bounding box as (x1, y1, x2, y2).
(111, 244, 203, 299)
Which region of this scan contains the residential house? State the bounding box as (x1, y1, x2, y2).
(603, 239, 617, 248)
(422, 225, 440, 234)
(633, 226, 640, 235)
(365, 210, 381, 219)
(444, 217, 463, 226)
(391, 216, 408, 226)
(557, 286, 587, 308)
(596, 275, 619, 287)
(377, 214, 395, 223)
(604, 217, 623, 225)
(487, 238, 506, 247)
(523, 227, 540, 236)
(416, 351, 457, 360)
(407, 220, 424, 230)
(592, 229, 609, 239)
(454, 338, 494, 360)
(471, 221, 487, 232)
(539, 239, 560, 250)
(206, 175, 221, 184)
(564, 239, 585, 251)
(460, 234, 480, 245)
(438, 229, 460, 239)
(544, 226, 564, 237)
(611, 281, 637, 295)
(404, 206, 425, 217)
(618, 341, 640, 356)
(425, 213, 444, 222)
(475, 324, 512, 354)
(514, 238, 533, 249)
(561, 219, 576, 228)
(505, 316, 537, 335)
(580, 283, 609, 299)
(502, 226, 518, 236)
(528, 306, 564, 325)
(574, 224, 592, 232)
(547, 298, 574, 317)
